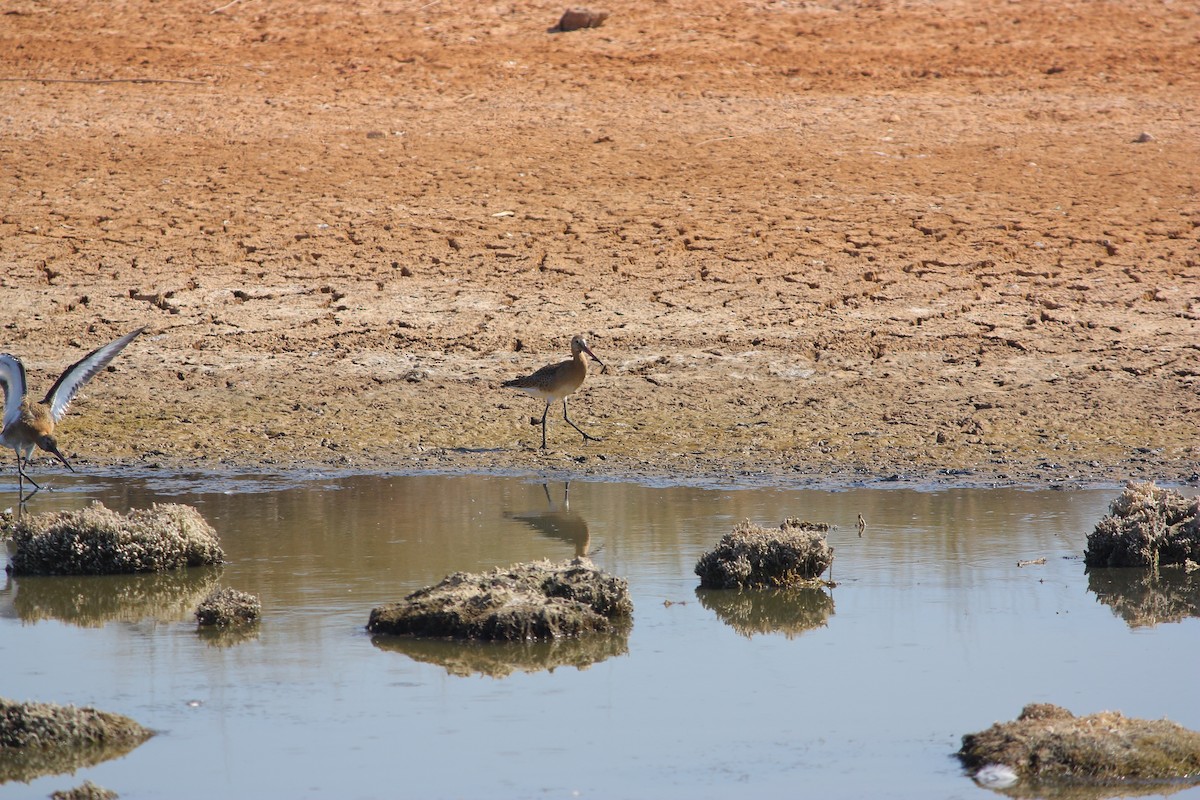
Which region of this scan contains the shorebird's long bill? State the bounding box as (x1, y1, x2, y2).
(583, 344, 608, 374)
(43, 442, 75, 473)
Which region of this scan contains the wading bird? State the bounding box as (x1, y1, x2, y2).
(1, 327, 145, 502)
(503, 334, 607, 449)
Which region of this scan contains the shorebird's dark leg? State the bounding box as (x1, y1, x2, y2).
(16, 453, 41, 504)
(540, 401, 551, 449)
(563, 398, 600, 443)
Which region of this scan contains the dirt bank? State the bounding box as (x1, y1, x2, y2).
(2, 0, 1198, 488)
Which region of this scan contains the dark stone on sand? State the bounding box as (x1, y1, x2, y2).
(958, 703, 1200, 787)
(195, 587, 261, 627)
(556, 7, 608, 31)
(1084, 482, 1200, 568)
(6, 502, 224, 575)
(695, 518, 833, 589)
(367, 558, 632, 641)
(0, 698, 153, 785)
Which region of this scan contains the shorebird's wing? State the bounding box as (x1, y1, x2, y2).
(505, 359, 566, 389)
(41, 327, 146, 422)
(0, 353, 28, 431)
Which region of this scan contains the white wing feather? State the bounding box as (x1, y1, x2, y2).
(42, 327, 146, 423)
(0, 353, 29, 431)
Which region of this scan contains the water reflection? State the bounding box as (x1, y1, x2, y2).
(197, 623, 261, 648)
(0, 739, 150, 786)
(507, 482, 593, 558)
(696, 586, 834, 638)
(980, 775, 1200, 800)
(2, 568, 222, 627)
(371, 625, 631, 678)
(1087, 567, 1200, 628)
(1, 474, 1197, 799)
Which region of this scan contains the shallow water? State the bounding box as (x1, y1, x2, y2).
(2, 473, 1199, 800)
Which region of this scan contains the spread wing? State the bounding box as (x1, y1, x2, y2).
(41, 327, 146, 422)
(0, 353, 28, 431)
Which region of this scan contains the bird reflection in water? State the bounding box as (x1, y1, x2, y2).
(508, 482, 597, 558)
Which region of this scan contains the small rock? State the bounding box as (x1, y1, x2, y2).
(1085, 481, 1200, 568)
(695, 518, 834, 589)
(0, 698, 151, 750)
(195, 588, 261, 627)
(52, 781, 119, 800)
(959, 704, 1200, 785)
(368, 558, 631, 641)
(556, 7, 608, 31)
(1134, 131, 1155, 143)
(0, 698, 153, 784)
(7, 502, 224, 575)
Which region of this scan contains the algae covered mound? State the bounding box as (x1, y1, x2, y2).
(695, 518, 833, 589)
(195, 587, 261, 627)
(0, 698, 153, 785)
(7, 502, 224, 575)
(51, 781, 118, 800)
(958, 703, 1200, 786)
(367, 558, 632, 641)
(0, 698, 151, 750)
(1085, 482, 1200, 569)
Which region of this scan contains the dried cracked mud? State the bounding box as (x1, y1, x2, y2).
(2, 0, 1198, 488)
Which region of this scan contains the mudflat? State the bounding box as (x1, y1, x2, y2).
(2, 0, 1197, 486)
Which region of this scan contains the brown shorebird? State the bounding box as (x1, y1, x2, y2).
(503, 334, 607, 449)
(1, 327, 145, 502)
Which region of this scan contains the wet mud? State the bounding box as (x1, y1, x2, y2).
(1, 0, 1197, 489)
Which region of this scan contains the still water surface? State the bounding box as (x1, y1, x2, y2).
(2, 473, 1198, 799)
